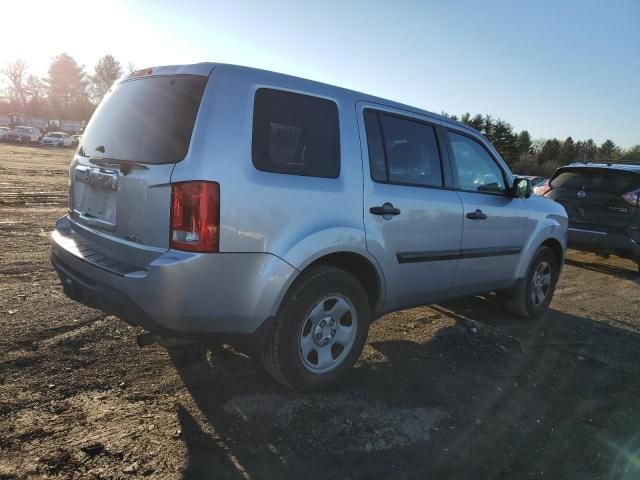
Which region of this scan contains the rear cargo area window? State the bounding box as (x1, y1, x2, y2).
(551, 170, 639, 193)
(81, 75, 207, 164)
(252, 89, 340, 178)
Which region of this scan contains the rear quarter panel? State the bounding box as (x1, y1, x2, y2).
(170, 65, 369, 268)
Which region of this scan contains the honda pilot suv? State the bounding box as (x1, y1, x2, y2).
(542, 163, 640, 272)
(51, 63, 568, 391)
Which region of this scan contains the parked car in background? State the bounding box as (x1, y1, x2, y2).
(6, 126, 41, 144)
(543, 163, 640, 272)
(51, 63, 568, 391)
(42, 132, 74, 147)
(0, 126, 10, 141)
(533, 178, 551, 195)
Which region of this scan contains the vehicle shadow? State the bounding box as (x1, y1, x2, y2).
(565, 257, 640, 283)
(170, 295, 640, 479)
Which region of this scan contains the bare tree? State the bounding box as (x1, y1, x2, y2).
(1, 59, 29, 114)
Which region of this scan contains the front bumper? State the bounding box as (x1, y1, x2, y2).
(51, 216, 298, 340)
(568, 224, 640, 261)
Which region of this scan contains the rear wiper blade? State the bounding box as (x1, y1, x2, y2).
(89, 156, 149, 171)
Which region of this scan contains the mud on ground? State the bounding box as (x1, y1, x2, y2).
(1, 143, 640, 479)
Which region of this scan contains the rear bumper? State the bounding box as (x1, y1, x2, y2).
(51, 216, 297, 343)
(568, 225, 640, 261)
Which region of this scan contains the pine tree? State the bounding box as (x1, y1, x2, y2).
(46, 53, 90, 120)
(89, 54, 122, 104)
(517, 130, 532, 154)
(559, 136, 575, 164)
(597, 139, 618, 160)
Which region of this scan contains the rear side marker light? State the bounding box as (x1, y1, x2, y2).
(170, 181, 219, 253)
(622, 189, 640, 206)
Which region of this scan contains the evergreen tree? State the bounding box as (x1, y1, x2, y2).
(46, 53, 90, 120)
(468, 114, 484, 131)
(517, 130, 532, 154)
(597, 139, 619, 160)
(559, 136, 575, 164)
(482, 115, 494, 139)
(537, 139, 561, 165)
(584, 139, 597, 160)
(89, 54, 122, 103)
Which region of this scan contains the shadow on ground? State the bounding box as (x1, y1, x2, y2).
(565, 257, 640, 284)
(169, 294, 640, 479)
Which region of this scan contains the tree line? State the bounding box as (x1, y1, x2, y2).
(441, 112, 640, 176)
(0, 54, 128, 122)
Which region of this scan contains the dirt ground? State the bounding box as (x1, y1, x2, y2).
(1, 143, 640, 480)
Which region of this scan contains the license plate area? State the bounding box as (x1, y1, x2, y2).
(73, 165, 118, 231)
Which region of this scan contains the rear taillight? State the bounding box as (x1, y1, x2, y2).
(170, 181, 219, 252)
(622, 189, 640, 206)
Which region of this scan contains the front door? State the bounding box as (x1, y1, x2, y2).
(445, 130, 529, 294)
(359, 105, 463, 311)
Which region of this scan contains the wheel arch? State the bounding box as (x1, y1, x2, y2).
(516, 220, 567, 279)
(278, 248, 386, 318)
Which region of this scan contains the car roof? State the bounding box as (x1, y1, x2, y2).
(560, 162, 640, 174)
(122, 62, 481, 138)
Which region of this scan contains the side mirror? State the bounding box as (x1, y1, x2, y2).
(511, 177, 532, 199)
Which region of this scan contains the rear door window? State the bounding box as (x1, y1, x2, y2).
(81, 74, 208, 164)
(252, 88, 340, 178)
(363, 109, 444, 188)
(551, 170, 639, 193)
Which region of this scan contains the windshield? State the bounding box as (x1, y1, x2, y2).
(16, 127, 30, 133)
(81, 74, 208, 164)
(49, 133, 63, 138)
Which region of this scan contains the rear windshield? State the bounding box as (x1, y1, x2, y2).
(551, 169, 639, 193)
(81, 74, 208, 164)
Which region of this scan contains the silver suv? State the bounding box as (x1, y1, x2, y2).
(51, 63, 568, 391)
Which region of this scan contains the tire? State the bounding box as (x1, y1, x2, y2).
(504, 246, 559, 318)
(262, 265, 370, 392)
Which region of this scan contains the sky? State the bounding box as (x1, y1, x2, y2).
(1, 0, 638, 147)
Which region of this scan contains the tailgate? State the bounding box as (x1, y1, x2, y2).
(548, 168, 640, 229)
(68, 69, 211, 269)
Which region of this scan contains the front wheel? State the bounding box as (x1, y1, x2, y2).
(262, 265, 370, 391)
(504, 246, 559, 318)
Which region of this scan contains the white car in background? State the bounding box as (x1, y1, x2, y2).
(42, 132, 73, 147)
(0, 127, 10, 141)
(7, 126, 41, 143)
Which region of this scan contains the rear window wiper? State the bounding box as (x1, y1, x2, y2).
(89, 156, 149, 173)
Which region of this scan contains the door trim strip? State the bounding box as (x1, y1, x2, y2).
(397, 246, 522, 264)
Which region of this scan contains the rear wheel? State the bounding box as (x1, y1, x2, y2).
(504, 246, 559, 318)
(262, 265, 370, 391)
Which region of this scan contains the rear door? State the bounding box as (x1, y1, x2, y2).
(69, 70, 210, 269)
(547, 168, 640, 229)
(445, 129, 528, 294)
(359, 105, 463, 310)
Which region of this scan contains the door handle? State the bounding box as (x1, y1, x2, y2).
(466, 209, 487, 220)
(370, 203, 401, 216)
